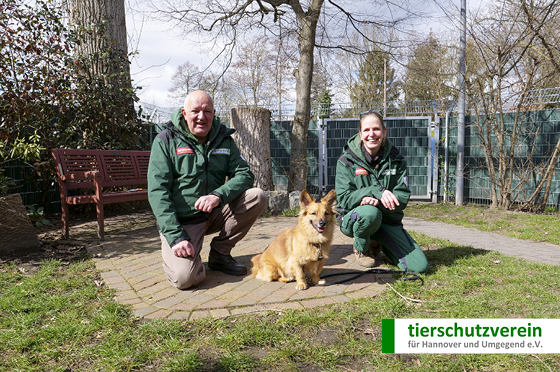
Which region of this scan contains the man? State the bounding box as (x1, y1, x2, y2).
(148, 90, 266, 289)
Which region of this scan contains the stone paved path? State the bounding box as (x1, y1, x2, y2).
(73, 211, 560, 320)
(403, 217, 560, 266)
(83, 214, 394, 320)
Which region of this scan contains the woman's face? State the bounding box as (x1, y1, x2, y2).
(359, 115, 386, 156)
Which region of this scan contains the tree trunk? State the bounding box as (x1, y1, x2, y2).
(67, 0, 135, 130)
(230, 107, 274, 191)
(288, 0, 323, 192)
(0, 194, 40, 254)
(68, 0, 129, 76)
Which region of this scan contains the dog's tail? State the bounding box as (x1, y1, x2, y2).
(250, 254, 262, 277)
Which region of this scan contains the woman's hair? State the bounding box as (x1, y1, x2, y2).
(359, 110, 385, 131)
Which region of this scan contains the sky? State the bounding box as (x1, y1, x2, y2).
(127, 12, 193, 109)
(126, 0, 486, 110)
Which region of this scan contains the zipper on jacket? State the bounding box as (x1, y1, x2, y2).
(204, 142, 210, 195)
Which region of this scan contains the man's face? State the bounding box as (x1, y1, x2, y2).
(181, 92, 215, 143)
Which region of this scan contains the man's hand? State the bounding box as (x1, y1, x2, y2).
(360, 196, 380, 207)
(194, 194, 220, 213)
(171, 240, 195, 258)
(380, 190, 400, 210)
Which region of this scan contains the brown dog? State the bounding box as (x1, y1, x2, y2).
(251, 189, 337, 290)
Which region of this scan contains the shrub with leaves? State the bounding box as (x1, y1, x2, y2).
(0, 0, 148, 203)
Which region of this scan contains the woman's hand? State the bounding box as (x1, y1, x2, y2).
(360, 196, 380, 206)
(380, 190, 400, 210)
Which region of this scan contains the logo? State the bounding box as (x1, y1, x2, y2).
(176, 147, 194, 155)
(212, 148, 231, 155)
(382, 318, 560, 354)
(355, 168, 369, 176)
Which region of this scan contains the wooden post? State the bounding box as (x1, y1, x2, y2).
(230, 107, 274, 191)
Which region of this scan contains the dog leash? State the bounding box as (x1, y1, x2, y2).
(320, 268, 423, 285)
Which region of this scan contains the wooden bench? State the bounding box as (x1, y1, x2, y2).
(52, 149, 150, 240)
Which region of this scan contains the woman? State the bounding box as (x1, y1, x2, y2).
(335, 111, 429, 273)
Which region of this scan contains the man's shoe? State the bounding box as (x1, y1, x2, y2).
(353, 246, 377, 268)
(208, 250, 248, 276)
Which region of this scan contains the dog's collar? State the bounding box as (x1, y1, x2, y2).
(312, 243, 324, 260)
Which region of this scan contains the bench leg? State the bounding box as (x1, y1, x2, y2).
(97, 203, 104, 241)
(61, 200, 69, 239)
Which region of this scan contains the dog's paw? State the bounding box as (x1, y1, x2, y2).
(296, 282, 308, 290)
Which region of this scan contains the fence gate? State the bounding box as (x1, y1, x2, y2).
(318, 116, 439, 201)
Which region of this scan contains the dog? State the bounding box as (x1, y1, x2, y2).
(251, 189, 337, 290)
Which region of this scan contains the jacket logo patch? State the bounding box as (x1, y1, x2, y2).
(176, 147, 194, 155)
(382, 169, 397, 176)
(212, 148, 230, 155)
(355, 168, 369, 176)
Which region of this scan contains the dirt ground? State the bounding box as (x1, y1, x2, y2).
(0, 205, 154, 275)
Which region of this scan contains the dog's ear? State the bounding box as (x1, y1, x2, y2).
(300, 190, 314, 209)
(321, 189, 337, 210)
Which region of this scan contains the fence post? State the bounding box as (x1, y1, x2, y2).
(317, 117, 328, 197)
(430, 117, 440, 203)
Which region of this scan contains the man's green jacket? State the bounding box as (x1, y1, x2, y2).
(148, 108, 254, 247)
(335, 134, 411, 225)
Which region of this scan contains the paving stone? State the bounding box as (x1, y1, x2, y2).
(137, 281, 171, 297)
(197, 299, 231, 309)
(108, 281, 133, 291)
(215, 290, 249, 302)
(190, 310, 212, 320)
(152, 295, 186, 309)
(210, 308, 231, 318)
(115, 289, 138, 302)
(103, 274, 127, 285)
(144, 309, 172, 319)
(134, 306, 159, 318)
(100, 270, 120, 279)
(119, 297, 143, 306)
(259, 295, 288, 304)
(133, 276, 166, 291)
(168, 311, 191, 320)
(229, 297, 260, 307)
(330, 295, 352, 303)
(300, 297, 336, 309)
(171, 302, 198, 312)
(145, 287, 178, 303)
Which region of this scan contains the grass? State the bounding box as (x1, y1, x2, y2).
(1, 203, 560, 371)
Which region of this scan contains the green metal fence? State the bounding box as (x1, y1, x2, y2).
(4, 103, 559, 213)
(442, 110, 560, 208)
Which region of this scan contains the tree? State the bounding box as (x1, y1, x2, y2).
(517, 0, 560, 211)
(402, 33, 453, 101)
(168, 61, 203, 105)
(226, 36, 277, 107)
(350, 47, 399, 104)
(465, 0, 560, 211)
(146, 0, 420, 192)
(230, 107, 274, 191)
(317, 89, 334, 119)
(67, 0, 138, 145)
